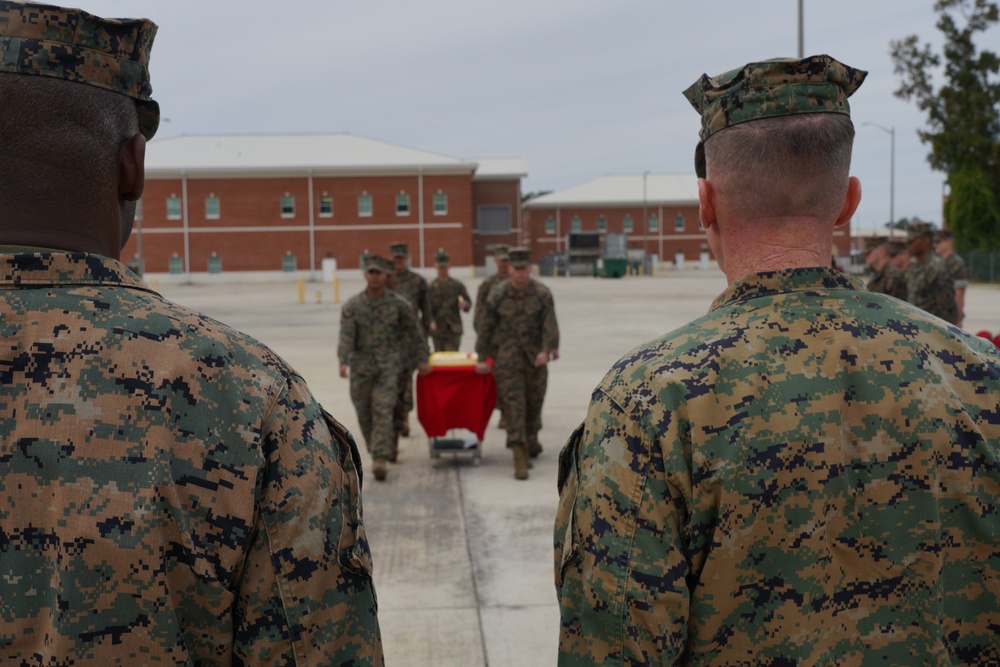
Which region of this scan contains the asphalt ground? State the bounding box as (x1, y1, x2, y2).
(152, 266, 1000, 667)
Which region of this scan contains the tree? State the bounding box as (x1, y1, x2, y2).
(891, 0, 1000, 248)
(948, 165, 1000, 250)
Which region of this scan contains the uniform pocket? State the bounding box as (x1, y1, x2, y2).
(554, 422, 584, 589)
(323, 409, 375, 581)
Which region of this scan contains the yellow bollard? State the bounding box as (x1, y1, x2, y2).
(149, 277, 159, 292)
(315, 290, 322, 304)
(333, 275, 340, 304)
(297, 277, 305, 304)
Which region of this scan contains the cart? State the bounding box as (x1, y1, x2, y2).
(416, 352, 497, 465)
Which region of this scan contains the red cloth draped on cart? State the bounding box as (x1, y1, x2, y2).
(417, 364, 497, 441)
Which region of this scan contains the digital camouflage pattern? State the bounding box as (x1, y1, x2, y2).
(474, 273, 505, 335)
(555, 267, 1000, 665)
(683, 54, 866, 177)
(392, 268, 431, 336)
(943, 252, 969, 289)
(476, 278, 558, 448)
(428, 275, 471, 352)
(0, 1, 159, 139)
(339, 287, 427, 459)
(0, 252, 382, 665)
(389, 288, 428, 439)
(865, 261, 908, 301)
(905, 252, 959, 324)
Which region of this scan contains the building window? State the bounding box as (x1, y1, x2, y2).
(623, 215, 633, 233)
(281, 193, 295, 218)
(675, 214, 685, 232)
(205, 194, 220, 220)
(597, 215, 606, 232)
(433, 191, 448, 215)
(571, 216, 582, 232)
(319, 193, 333, 218)
(648, 214, 658, 232)
(167, 194, 181, 220)
(545, 216, 556, 234)
(396, 192, 411, 216)
(477, 205, 511, 234)
(358, 192, 372, 217)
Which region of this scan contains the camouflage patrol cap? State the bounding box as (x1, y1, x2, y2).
(363, 254, 389, 274)
(508, 247, 531, 269)
(906, 220, 935, 242)
(434, 247, 450, 266)
(0, 1, 160, 140)
(886, 240, 906, 257)
(492, 244, 510, 260)
(683, 54, 867, 177)
(389, 242, 409, 258)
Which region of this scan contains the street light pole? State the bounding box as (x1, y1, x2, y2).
(798, 0, 804, 58)
(864, 122, 895, 237)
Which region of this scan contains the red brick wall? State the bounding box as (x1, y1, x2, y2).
(523, 203, 707, 262)
(125, 172, 479, 272)
(471, 179, 522, 266)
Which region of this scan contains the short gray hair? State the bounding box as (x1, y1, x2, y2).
(704, 113, 855, 222)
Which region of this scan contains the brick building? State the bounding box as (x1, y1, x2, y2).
(127, 134, 526, 274)
(522, 173, 854, 267)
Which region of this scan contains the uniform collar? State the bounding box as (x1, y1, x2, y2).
(0, 251, 147, 289)
(710, 266, 866, 313)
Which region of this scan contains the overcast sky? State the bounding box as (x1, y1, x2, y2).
(85, 1, 996, 234)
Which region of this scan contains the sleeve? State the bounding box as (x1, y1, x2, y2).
(235, 375, 383, 666)
(555, 389, 690, 666)
(405, 301, 430, 366)
(541, 288, 560, 352)
(473, 279, 490, 334)
(475, 286, 500, 360)
(459, 282, 472, 312)
(338, 301, 356, 367)
(419, 279, 433, 332)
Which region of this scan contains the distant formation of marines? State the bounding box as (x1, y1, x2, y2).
(863, 220, 965, 326)
(340, 242, 557, 481)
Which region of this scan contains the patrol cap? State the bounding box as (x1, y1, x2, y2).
(0, 1, 160, 140)
(906, 220, 935, 242)
(434, 247, 450, 266)
(683, 54, 867, 177)
(508, 247, 531, 269)
(363, 254, 389, 274)
(492, 244, 510, 260)
(390, 242, 409, 258)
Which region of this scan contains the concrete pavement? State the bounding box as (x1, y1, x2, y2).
(154, 267, 1000, 667)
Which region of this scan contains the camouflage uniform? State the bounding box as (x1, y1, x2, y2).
(0, 251, 383, 665)
(339, 284, 427, 460)
(557, 55, 1000, 665)
(906, 252, 959, 324)
(865, 261, 908, 301)
(428, 276, 471, 352)
(474, 272, 506, 335)
(391, 266, 429, 422)
(475, 278, 559, 451)
(555, 267, 1000, 665)
(943, 251, 970, 321)
(390, 287, 429, 446)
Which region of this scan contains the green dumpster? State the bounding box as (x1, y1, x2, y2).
(597, 257, 627, 278)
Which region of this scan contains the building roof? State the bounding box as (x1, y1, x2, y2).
(471, 157, 528, 181)
(523, 173, 698, 208)
(144, 133, 523, 178)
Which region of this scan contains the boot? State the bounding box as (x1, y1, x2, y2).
(527, 438, 542, 459)
(512, 446, 529, 480)
(373, 457, 388, 481)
